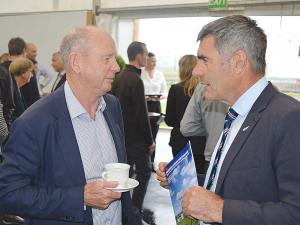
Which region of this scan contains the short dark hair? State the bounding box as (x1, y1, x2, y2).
(127, 42, 146, 62)
(8, 37, 26, 56)
(148, 52, 155, 58)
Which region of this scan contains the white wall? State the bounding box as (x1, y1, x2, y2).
(0, 11, 88, 93)
(118, 21, 134, 64)
(100, 0, 300, 11)
(0, 0, 93, 14)
(100, 0, 209, 8)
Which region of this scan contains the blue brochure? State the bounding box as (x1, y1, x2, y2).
(165, 142, 199, 225)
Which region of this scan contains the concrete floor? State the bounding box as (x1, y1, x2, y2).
(142, 128, 176, 225)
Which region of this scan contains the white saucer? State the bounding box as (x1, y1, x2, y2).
(101, 178, 139, 192)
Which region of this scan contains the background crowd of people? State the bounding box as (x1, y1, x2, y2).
(0, 28, 208, 224)
(1, 14, 299, 225)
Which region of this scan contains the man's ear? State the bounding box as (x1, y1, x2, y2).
(136, 54, 142, 63)
(22, 48, 26, 57)
(233, 51, 247, 75)
(69, 52, 81, 74)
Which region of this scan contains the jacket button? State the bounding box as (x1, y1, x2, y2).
(87, 223, 92, 225)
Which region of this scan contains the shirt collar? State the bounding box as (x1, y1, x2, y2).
(64, 80, 106, 120)
(232, 76, 268, 117)
(126, 64, 142, 75)
(58, 70, 66, 77)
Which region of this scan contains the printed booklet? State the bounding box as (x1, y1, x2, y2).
(165, 142, 200, 225)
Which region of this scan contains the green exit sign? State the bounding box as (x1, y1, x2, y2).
(209, 0, 227, 9)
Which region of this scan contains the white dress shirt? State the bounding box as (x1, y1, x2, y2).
(141, 69, 168, 98)
(65, 81, 122, 225)
(37, 62, 53, 87)
(202, 76, 268, 225)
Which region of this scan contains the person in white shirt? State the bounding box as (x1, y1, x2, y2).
(141, 52, 167, 172)
(26, 43, 53, 94)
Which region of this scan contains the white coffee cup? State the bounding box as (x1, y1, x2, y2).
(102, 163, 130, 187)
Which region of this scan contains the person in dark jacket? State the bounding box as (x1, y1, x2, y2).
(165, 55, 206, 174)
(0, 37, 40, 108)
(0, 65, 15, 130)
(113, 42, 155, 214)
(0, 26, 142, 225)
(9, 57, 34, 122)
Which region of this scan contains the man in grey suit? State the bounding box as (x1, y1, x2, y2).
(180, 83, 228, 172)
(157, 15, 300, 224)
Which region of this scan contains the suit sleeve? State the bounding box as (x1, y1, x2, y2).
(180, 83, 206, 137)
(222, 107, 300, 225)
(0, 118, 86, 222)
(1, 69, 15, 129)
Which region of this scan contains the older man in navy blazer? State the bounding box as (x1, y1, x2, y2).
(157, 15, 300, 224)
(0, 26, 142, 225)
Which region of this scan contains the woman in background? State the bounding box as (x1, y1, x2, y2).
(0, 53, 9, 64)
(9, 57, 33, 122)
(141, 52, 167, 172)
(165, 55, 206, 174)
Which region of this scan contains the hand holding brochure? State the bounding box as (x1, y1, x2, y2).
(165, 142, 199, 225)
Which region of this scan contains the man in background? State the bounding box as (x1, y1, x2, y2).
(180, 82, 228, 173)
(1, 37, 40, 107)
(51, 52, 66, 92)
(26, 43, 53, 95)
(40, 52, 66, 97)
(113, 41, 155, 215)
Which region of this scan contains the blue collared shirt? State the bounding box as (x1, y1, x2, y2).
(64, 81, 121, 225)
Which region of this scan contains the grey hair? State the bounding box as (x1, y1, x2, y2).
(60, 26, 93, 68)
(53, 51, 60, 57)
(197, 15, 267, 74)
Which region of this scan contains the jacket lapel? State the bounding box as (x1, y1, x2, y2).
(215, 82, 277, 195)
(53, 86, 86, 186)
(102, 97, 126, 163)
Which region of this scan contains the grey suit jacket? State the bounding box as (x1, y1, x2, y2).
(180, 83, 228, 161)
(214, 82, 300, 224)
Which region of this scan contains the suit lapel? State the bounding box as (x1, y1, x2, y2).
(215, 82, 277, 195)
(215, 109, 261, 194)
(102, 97, 126, 163)
(53, 86, 86, 186)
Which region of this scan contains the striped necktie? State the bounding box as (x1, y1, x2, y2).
(206, 108, 238, 190)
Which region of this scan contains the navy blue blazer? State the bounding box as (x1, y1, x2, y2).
(0, 85, 141, 225)
(207, 82, 300, 225)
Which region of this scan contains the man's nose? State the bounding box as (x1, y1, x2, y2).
(192, 63, 204, 77)
(112, 60, 120, 73)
